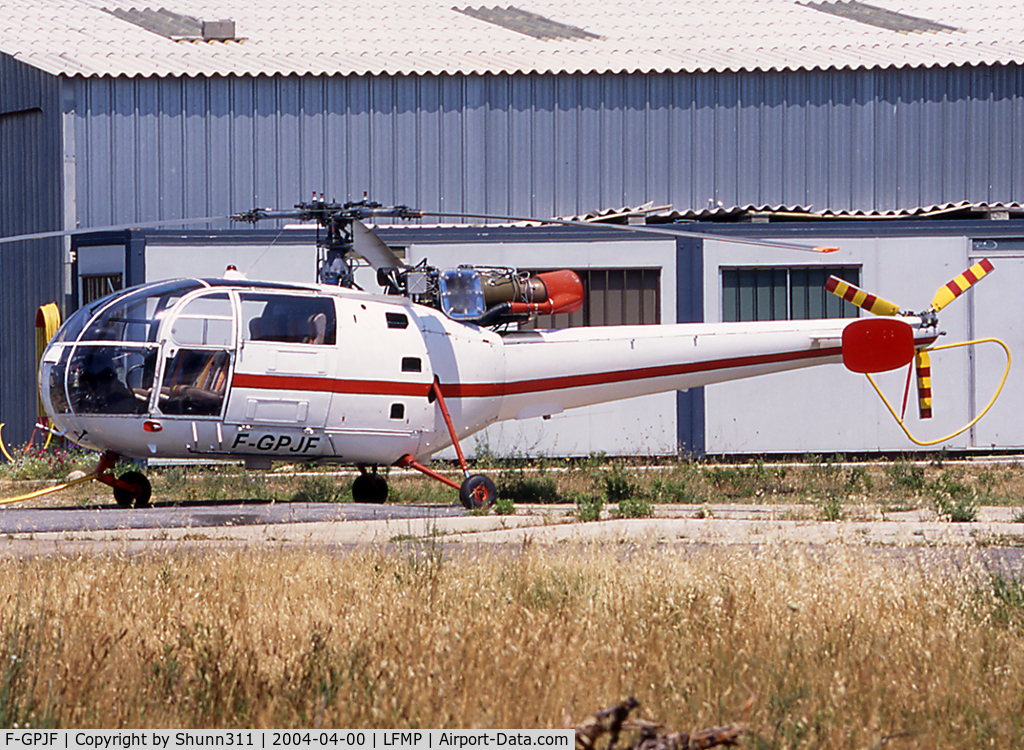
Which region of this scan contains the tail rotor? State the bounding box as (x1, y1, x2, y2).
(827, 258, 1009, 444)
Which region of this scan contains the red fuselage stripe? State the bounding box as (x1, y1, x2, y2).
(229, 339, 912, 399)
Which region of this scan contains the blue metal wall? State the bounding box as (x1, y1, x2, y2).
(0, 54, 63, 447)
(71, 64, 1024, 230)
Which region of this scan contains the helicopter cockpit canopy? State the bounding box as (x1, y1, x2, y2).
(45, 278, 346, 422)
(48, 280, 206, 416)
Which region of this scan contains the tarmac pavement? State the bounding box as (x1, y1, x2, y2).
(0, 501, 1022, 555)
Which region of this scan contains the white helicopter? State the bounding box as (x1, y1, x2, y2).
(19, 198, 1008, 508)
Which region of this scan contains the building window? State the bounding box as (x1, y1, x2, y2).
(524, 268, 661, 329)
(81, 273, 123, 305)
(722, 266, 861, 322)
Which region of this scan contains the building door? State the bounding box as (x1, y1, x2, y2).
(970, 245, 1024, 448)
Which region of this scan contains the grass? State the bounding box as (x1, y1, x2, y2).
(0, 546, 1020, 742)
(6, 449, 1024, 519)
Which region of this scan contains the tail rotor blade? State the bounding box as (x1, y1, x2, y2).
(916, 349, 933, 420)
(826, 276, 901, 316)
(930, 258, 994, 313)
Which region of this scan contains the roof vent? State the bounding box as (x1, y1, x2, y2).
(103, 7, 236, 41)
(798, 0, 960, 34)
(454, 6, 600, 41)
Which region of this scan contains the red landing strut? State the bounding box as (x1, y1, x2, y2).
(396, 378, 467, 490)
(396, 378, 497, 509)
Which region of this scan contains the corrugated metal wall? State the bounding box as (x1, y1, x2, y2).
(71, 64, 1024, 229)
(0, 55, 63, 447)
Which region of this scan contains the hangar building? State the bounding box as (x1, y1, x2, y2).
(3, 0, 1024, 454)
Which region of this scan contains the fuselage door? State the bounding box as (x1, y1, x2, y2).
(225, 292, 339, 429)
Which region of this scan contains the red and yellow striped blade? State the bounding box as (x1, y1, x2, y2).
(916, 349, 933, 420)
(930, 258, 994, 313)
(825, 276, 901, 316)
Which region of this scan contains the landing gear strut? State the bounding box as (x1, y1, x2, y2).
(352, 466, 388, 503)
(396, 379, 499, 510)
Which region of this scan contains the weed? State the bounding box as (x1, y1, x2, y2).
(816, 491, 845, 521)
(930, 469, 978, 522)
(291, 475, 347, 503)
(600, 464, 637, 503)
(844, 466, 873, 493)
(571, 491, 603, 522)
(649, 471, 707, 504)
(988, 573, 1024, 628)
(1013, 509, 1024, 524)
(616, 495, 654, 518)
(493, 495, 515, 515)
(884, 458, 926, 493)
(0, 549, 1021, 737)
(499, 468, 560, 503)
(0, 444, 97, 481)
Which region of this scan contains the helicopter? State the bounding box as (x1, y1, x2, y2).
(17, 198, 1010, 509)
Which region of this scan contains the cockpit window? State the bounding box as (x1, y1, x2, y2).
(66, 345, 157, 415)
(55, 293, 116, 343)
(80, 280, 204, 343)
(240, 294, 337, 345)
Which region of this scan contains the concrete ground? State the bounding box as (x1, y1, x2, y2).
(1, 502, 1022, 555)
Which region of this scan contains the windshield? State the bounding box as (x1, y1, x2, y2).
(79, 280, 205, 343)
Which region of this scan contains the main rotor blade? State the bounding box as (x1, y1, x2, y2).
(0, 216, 229, 245)
(418, 211, 841, 254)
(930, 258, 994, 313)
(825, 276, 902, 316)
(353, 220, 406, 270)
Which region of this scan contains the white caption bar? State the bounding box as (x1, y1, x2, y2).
(0, 731, 574, 750)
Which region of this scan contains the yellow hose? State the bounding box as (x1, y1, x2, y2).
(0, 424, 13, 463)
(866, 337, 1011, 447)
(0, 470, 98, 505)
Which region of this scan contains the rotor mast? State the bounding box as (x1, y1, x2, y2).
(231, 196, 422, 286)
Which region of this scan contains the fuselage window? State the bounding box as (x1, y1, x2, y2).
(159, 292, 235, 416)
(159, 350, 231, 416)
(170, 293, 234, 347)
(401, 357, 422, 373)
(241, 294, 337, 345)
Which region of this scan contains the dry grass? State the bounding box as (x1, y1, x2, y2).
(0, 544, 1021, 745)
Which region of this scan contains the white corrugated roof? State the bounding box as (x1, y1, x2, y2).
(3, 0, 1024, 78)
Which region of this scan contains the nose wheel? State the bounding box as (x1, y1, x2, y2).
(112, 470, 152, 509)
(95, 453, 153, 508)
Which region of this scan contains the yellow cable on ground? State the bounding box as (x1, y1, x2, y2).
(0, 424, 14, 463)
(866, 337, 1011, 447)
(0, 470, 98, 505)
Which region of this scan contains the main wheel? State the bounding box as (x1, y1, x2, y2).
(459, 474, 497, 510)
(352, 472, 388, 504)
(113, 470, 152, 509)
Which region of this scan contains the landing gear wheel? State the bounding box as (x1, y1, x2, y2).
(459, 474, 497, 510)
(113, 470, 152, 509)
(352, 472, 388, 504)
